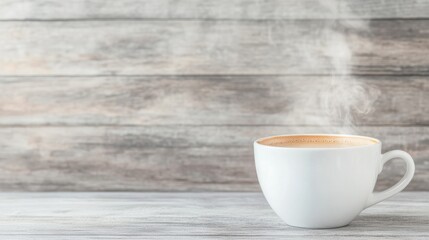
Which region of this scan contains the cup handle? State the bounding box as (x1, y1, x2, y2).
(365, 150, 415, 208)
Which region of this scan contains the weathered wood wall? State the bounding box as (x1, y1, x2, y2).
(0, 0, 427, 191)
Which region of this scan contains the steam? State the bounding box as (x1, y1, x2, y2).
(289, 3, 380, 134)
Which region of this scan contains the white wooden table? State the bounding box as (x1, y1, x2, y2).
(0, 192, 427, 239)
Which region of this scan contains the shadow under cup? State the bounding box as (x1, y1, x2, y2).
(254, 134, 414, 229)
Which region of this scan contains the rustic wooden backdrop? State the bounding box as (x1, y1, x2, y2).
(0, 0, 427, 191)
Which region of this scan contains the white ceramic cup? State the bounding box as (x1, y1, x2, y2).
(254, 134, 415, 229)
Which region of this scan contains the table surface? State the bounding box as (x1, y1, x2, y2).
(0, 192, 427, 239)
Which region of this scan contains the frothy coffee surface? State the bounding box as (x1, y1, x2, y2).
(258, 135, 378, 148)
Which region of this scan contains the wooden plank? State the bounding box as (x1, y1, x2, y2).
(0, 76, 427, 126)
(1, 20, 429, 75)
(2, 0, 429, 20)
(0, 126, 426, 191)
(0, 192, 426, 239)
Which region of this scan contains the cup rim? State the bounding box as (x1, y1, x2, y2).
(254, 133, 381, 150)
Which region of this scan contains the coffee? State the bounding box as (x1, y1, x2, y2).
(254, 134, 415, 228)
(258, 135, 378, 148)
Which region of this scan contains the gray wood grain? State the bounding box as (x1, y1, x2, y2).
(0, 1, 427, 193)
(2, 20, 429, 75)
(0, 192, 426, 239)
(0, 126, 426, 191)
(2, 0, 429, 20)
(0, 76, 427, 126)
